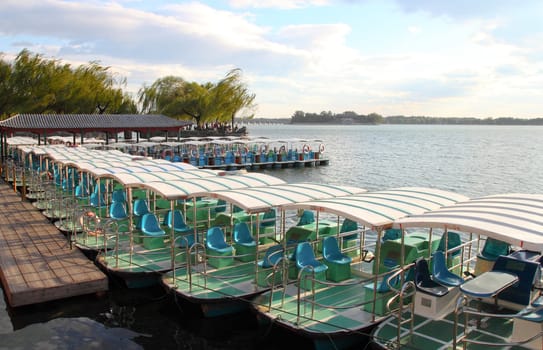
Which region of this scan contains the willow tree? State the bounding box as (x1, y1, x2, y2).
(0, 55, 14, 118)
(137, 68, 256, 128)
(213, 69, 256, 127)
(138, 76, 186, 114)
(0, 49, 135, 116)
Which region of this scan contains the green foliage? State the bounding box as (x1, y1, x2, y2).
(290, 111, 543, 125)
(0, 49, 135, 117)
(291, 111, 383, 124)
(137, 68, 256, 127)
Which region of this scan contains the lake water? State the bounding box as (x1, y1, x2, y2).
(1, 124, 542, 349)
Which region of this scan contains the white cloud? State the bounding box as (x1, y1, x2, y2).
(0, 0, 542, 118)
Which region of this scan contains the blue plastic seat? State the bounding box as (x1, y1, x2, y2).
(322, 236, 352, 282)
(258, 245, 284, 269)
(437, 231, 462, 257)
(214, 199, 227, 213)
(133, 199, 150, 229)
(340, 218, 358, 240)
(233, 222, 256, 262)
(89, 192, 106, 208)
(296, 242, 328, 289)
(382, 228, 402, 242)
(163, 209, 192, 234)
(93, 182, 106, 195)
(141, 213, 166, 249)
(206, 226, 234, 268)
(297, 210, 315, 226)
(163, 210, 194, 248)
(75, 183, 89, 198)
(479, 238, 510, 261)
(295, 242, 327, 273)
(414, 257, 449, 296)
(109, 201, 128, 220)
(260, 209, 276, 227)
(111, 189, 126, 203)
(431, 250, 464, 287)
(141, 213, 165, 235)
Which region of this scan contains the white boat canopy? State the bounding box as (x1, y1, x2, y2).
(140, 173, 287, 200)
(206, 183, 367, 213)
(86, 163, 203, 178)
(63, 159, 197, 172)
(108, 169, 222, 187)
(281, 187, 469, 229)
(393, 193, 543, 251)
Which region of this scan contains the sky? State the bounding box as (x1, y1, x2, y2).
(1, 0, 542, 119)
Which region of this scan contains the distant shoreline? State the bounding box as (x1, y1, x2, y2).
(242, 117, 543, 126)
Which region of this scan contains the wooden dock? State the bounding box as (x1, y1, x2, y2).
(0, 182, 108, 307)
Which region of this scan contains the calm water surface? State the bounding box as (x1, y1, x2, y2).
(1, 124, 542, 349)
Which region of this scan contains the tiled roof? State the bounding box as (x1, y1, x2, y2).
(0, 114, 191, 131)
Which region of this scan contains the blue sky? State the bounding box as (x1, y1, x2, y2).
(1, 0, 542, 119)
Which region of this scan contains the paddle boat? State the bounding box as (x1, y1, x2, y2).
(160, 183, 367, 317)
(369, 193, 543, 350)
(95, 173, 286, 288)
(249, 187, 469, 350)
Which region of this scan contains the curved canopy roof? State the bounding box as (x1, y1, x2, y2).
(64, 160, 197, 172)
(393, 193, 543, 251)
(140, 173, 287, 200)
(205, 183, 367, 213)
(86, 163, 201, 178)
(108, 169, 221, 187)
(281, 187, 469, 229)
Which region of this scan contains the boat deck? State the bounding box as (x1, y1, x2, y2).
(371, 304, 523, 350)
(0, 182, 109, 307)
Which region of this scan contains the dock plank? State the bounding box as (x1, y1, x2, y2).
(0, 182, 108, 307)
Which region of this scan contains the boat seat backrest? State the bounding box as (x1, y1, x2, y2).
(295, 242, 321, 269)
(414, 257, 449, 296)
(214, 199, 227, 213)
(141, 213, 163, 234)
(323, 236, 351, 263)
(479, 238, 510, 261)
(93, 183, 106, 194)
(297, 210, 315, 226)
(109, 201, 128, 220)
(133, 199, 150, 216)
(164, 209, 189, 230)
(89, 192, 105, 207)
(206, 227, 229, 250)
(75, 183, 89, 198)
(111, 189, 126, 203)
(382, 228, 402, 242)
(233, 222, 255, 244)
(437, 231, 462, 256)
(432, 250, 464, 286)
(260, 209, 276, 227)
(259, 245, 284, 268)
(377, 270, 400, 293)
(340, 219, 358, 240)
(491, 255, 540, 306)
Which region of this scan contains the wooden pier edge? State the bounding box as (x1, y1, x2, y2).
(0, 181, 108, 307)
